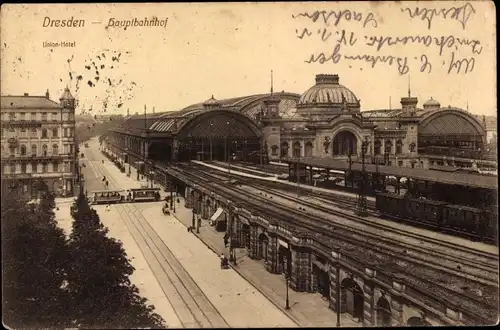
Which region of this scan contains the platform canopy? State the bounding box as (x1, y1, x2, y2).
(285, 157, 498, 190)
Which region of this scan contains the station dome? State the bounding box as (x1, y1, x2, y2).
(423, 97, 440, 110)
(298, 74, 359, 107)
(203, 95, 221, 109)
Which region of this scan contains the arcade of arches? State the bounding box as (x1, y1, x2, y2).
(178, 185, 455, 327)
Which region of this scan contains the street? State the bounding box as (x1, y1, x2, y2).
(72, 137, 297, 328)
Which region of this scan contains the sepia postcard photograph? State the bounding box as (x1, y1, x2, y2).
(1, 1, 498, 328)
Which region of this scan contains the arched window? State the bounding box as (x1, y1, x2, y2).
(53, 162, 59, 172)
(9, 146, 15, 156)
(10, 163, 16, 173)
(42, 144, 48, 156)
(52, 128, 58, 137)
(20, 145, 26, 156)
(21, 163, 27, 174)
(384, 140, 393, 154)
(31, 128, 38, 137)
(42, 163, 48, 173)
(410, 142, 416, 152)
(374, 140, 381, 155)
(52, 144, 59, 155)
(42, 128, 48, 138)
(280, 142, 289, 158)
(271, 145, 278, 155)
(31, 144, 37, 156)
(31, 161, 38, 173)
(395, 140, 403, 155)
(305, 141, 314, 157)
(292, 142, 301, 158)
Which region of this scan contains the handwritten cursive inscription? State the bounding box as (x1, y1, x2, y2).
(447, 52, 475, 74)
(365, 34, 482, 56)
(401, 2, 476, 30)
(292, 9, 378, 28)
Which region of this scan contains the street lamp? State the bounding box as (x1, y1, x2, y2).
(356, 137, 369, 217)
(227, 204, 237, 265)
(192, 207, 196, 230)
(126, 148, 131, 175)
(331, 249, 342, 328)
(295, 143, 301, 198)
(173, 185, 177, 213)
(283, 254, 290, 309)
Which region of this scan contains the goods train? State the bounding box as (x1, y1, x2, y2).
(375, 193, 498, 243)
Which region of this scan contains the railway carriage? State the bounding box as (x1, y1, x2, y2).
(375, 192, 496, 243)
(375, 193, 406, 218)
(441, 204, 482, 236)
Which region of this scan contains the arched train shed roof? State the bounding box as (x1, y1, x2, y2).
(418, 107, 485, 141)
(116, 92, 299, 136)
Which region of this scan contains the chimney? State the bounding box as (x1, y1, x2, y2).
(24, 93, 29, 96)
(45, 89, 50, 99)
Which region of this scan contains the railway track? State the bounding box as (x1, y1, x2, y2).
(191, 165, 499, 279)
(163, 163, 498, 324)
(203, 161, 497, 244)
(86, 157, 229, 328)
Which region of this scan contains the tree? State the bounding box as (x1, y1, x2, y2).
(67, 192, 165, 329)
(1, 180, 70, 328)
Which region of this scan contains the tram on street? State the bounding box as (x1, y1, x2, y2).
(128, 187, 161, 203)
(89, 190, 125, 205)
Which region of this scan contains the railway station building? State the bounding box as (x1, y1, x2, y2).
(107, 73, 491, 177)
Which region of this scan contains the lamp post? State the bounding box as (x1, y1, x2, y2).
(331, 249, 342, 328)
(296, 143, 301, 198)
(192, 207, 196, 230)
(169, 177, 174, 209)
(126, 148, 131, 175)
(283, 254, 290, 309)
(228, 204, 237, 265)
(173, 185, 177, 213)
(356, 137, 369, 217)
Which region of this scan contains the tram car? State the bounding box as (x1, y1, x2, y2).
(375, 193, 497, 243)
(89, 190, 125, 205)
(128, 187, 161, 203)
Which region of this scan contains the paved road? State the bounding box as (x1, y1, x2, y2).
(79, 137, 297, 328)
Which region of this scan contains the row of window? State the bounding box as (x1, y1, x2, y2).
(1, 127, 74, 138)
(2, 143, 73, 156)
(3, 161, 73, 174)
(3, 112, 74, 121)
(373, 140, 416, 155)
(274, 139, 417, 157)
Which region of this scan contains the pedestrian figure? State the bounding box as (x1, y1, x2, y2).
(198, 218, 202, 229)
(105, 204, 110, 212)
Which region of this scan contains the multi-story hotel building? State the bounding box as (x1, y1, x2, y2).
(1, 88, 78, 198)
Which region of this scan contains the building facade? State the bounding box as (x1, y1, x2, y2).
(108, 73, 491, 173)
(1, 88, 78, 198)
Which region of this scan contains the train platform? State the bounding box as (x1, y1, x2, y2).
(171, 196, 363, 328)
(191, 160, 376, 202)
(211, 160, 279, 177)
